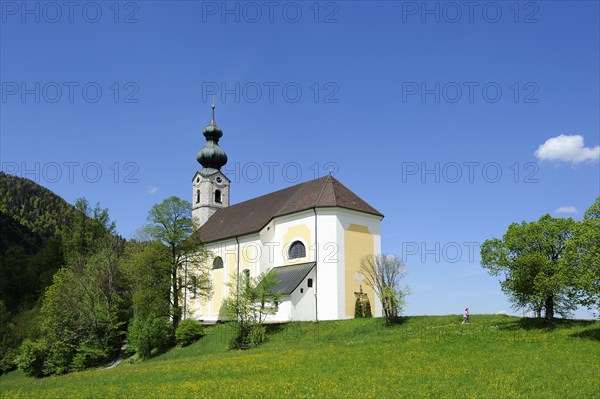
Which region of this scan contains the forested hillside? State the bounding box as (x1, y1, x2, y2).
(0, 173, 72, 312)
(0, 176, 207, 378)
(0, 172, 73, 240)
(0, 173, 135, 375)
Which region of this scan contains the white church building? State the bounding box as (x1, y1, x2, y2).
(186, 106, 384, 322)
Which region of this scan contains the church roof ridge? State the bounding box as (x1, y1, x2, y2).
(199, 175, 383, 244)
(314, 173, 333, 207)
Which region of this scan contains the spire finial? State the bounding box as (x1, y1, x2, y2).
(211, 96, 215, 122)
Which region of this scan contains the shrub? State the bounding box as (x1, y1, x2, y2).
(229, 323, 267, 350)
(0, 348, 19, 375)
(70, 345, 109, 371)
(229, 324, 251, 350)
(354, 297, 363, 318)
(42, 339, 75, 376)
(364, 299, 373, 318)
(248, 324, 267, 347)
(175, 319, 204, 346)
(16, 339, 48, 378)
(127, 317, 173, 358)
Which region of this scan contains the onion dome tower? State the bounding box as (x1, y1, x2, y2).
(196, 104, 228, 176)
(192, 104, 230, 227)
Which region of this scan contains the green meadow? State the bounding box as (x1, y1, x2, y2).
(1, 315, 598, 399)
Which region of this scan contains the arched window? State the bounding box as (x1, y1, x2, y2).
(213, 256, 223, 269)
(196, 189, 200, 204)
(288, 241, 306, 260)
(215, 189, 222, 203)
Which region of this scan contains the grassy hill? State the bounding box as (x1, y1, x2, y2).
(1, 315, 598, 398)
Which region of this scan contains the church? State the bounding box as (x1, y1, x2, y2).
(187, 106, 384, 322)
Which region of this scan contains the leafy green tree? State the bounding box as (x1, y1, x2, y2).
(39, 251, 128, 373)
(127, 316, 173, 358)
(16, 339, 48, 378)
(144, 197, 210, 330)
(224, 271, 281, 349)
(70, 345, 110, 372)
(0, 301, 18, 374)
(62, 198, 116, 260)
(36, 200, 128, 375)
(12, 306, 42, 342)
(481, 214, 576, 322)
(124, 241, 172, 320)
(360, 254, 410, 325)
(565, 197, 600, 310)
(123, 240, 173, 357)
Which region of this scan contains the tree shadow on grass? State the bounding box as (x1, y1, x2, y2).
(494, 317, 600, 341)
(384, 316, 409, 327)
(495, 317, 565, 331)
(570, 326, 600, 342)
(265, 323, 285, 335)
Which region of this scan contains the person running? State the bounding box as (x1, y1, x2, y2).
(462, 308, 470, 324)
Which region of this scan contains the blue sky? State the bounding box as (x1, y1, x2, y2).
(1, 1, 599, 318)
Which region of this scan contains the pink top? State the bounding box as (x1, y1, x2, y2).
(464, 310, 469, 317)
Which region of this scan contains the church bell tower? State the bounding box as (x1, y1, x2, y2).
(192, 104, 230, 227)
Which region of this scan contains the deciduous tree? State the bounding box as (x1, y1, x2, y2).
(34, 199, 128, 375)
(360, 254, 410, 325)
(481, 214, 576, 322)
(565, 197, 600, 310)
(224, 271, 281, 349)
(145, 197, 210, 330)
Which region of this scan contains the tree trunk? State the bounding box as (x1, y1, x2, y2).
(171, 246, 180, 331)
(532, 302, 542, 318)
(544, 295, 554, 323)
(172, 267, 180, 330)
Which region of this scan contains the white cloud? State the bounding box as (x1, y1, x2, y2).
(496, 310, 508, 315)
(148, 186, 159, 195)
(534, 134, 600, 164)
(555, 206, 577, 214)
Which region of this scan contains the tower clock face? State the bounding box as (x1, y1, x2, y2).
(214, 176, 224, 186)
